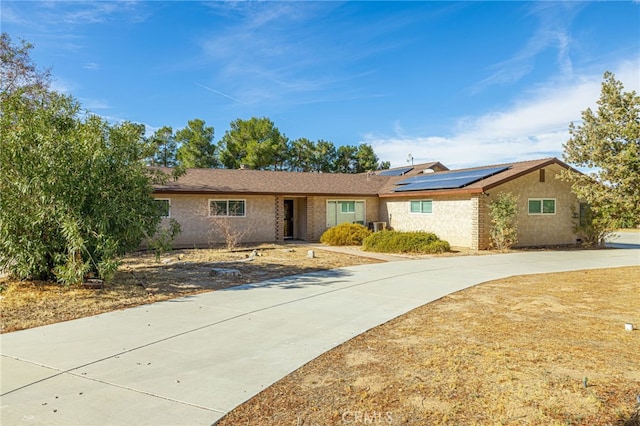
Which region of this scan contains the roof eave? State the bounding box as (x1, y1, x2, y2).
(481, 157, 575, 192)
(153, 189, 381, 197)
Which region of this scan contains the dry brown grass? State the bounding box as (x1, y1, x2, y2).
(2, 246, 638, 425)
(0, 244, 379, 334)
(217, 266, 640, 426)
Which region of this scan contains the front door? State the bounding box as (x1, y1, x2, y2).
(284, 200, 294, 239)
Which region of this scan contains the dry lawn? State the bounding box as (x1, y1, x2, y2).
(217, 266, 640, 426)
(0, 244, 379, 333)
(2, 246, 638, 425)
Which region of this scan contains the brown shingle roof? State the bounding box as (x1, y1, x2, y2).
(153, 158, 573, 197)
(378, 157, 572, 197)
(154, 168, 392, 196)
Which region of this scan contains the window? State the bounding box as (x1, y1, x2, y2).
(155, 199, 170, 218)
(528, 198, 555, 215)
(340, 201, 356, 213)
(209, 199, 246, 217)
(410, 200, 432, 214)
(326, 200, 365, 227)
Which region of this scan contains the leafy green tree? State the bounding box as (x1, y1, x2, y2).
(218, 117, 288, 170)
(288, 137, 315, 171)
(561, 71, 640, 236)
(312, 140, 337, 172)
(175, 118, 218, 168)
(335, 145, 358, 173)
(354, 143, 382, 173)
(1, 33, 50, 101)
(148, 126, 177, 167)
(0, 35, 168, 284)
(332, 143, 386, 173)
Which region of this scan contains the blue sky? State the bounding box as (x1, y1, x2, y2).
(2, 1, 639, 168)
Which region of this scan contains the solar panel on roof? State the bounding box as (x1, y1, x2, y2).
(393, 165, 510, 191)
(396, 166, 509, 185)
(378, 166, 413, 176)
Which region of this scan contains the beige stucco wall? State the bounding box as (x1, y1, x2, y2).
(381, 195, 475, 247)
(380, 165, 579, 249)
(150, 194, 380, 245)
(306, 196, 381, 241)
(153, 194, 277, 247)
(481, 165, 580, 248)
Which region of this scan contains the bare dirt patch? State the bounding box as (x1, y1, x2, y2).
(217, 266, 640, 426)
(0, 244, 379, 333)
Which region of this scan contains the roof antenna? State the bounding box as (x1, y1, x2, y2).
(407, 153, 414, 166)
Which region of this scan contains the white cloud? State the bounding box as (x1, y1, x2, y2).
(363, 60, 639, 169)
(81, 98, 110, 110)
(473, 2, 584, 93)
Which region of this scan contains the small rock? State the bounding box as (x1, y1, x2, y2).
(307, 250, 315, 259)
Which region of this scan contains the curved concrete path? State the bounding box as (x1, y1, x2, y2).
(1, 246, 639, 425)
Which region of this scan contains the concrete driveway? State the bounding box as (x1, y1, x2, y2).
(1, 247, 638, 425)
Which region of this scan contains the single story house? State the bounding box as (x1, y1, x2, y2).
(152, 157, 582, 250)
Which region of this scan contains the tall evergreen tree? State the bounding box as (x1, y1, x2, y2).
(288, 137, 315, 171)
(312, 140, 338, 172)
(149, 126, 177, 167)
(335, 145, 358, 173)
(354, 143, 381, 173)
(175, 119, 218, 168)
(218, 117, 288, 170)
(561, 71, 640, 233)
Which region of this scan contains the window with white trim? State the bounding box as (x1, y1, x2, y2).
(155, 198, 171, 218)
(209, 199, 246, 217)
(410, 200, 433, 214)
(528, 198, 555, 215)
(326, 200, 365, 226)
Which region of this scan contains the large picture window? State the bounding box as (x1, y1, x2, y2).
(528, 198, 555, 215)
(410, 200, 432, 214)
(210, 199, 246, 217)
(326, 200, 365, 227)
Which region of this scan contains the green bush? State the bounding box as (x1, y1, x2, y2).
(320, 223, 372, 246)
(362, 230, 450, 254)
(489, 192, 519, 250)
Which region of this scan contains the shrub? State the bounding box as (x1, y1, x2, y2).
(572, 204, 613, 247)
(148, 219, 182, 262)
(362, 230, 450, 254)
(320, 223, 372, 246)
(489, 192, 519, 250)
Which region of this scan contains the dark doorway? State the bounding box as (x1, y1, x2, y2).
(284, 200, 294, 239)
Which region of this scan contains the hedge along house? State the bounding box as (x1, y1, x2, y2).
(152, 157, 582, 250)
